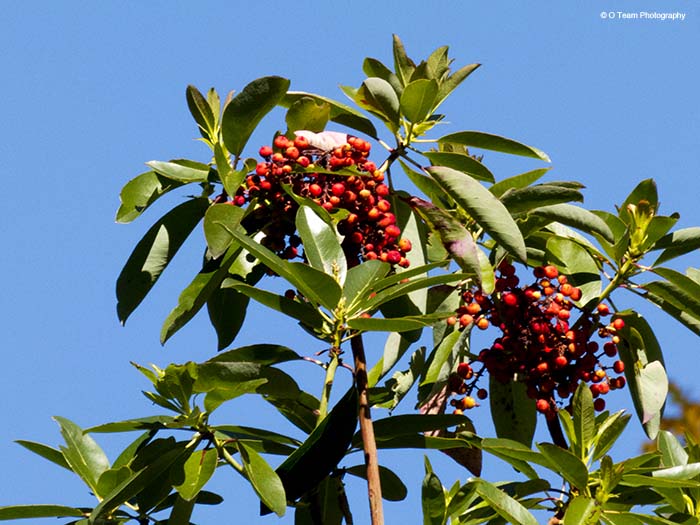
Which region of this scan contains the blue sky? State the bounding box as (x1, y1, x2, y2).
(1, 2, 699, 524)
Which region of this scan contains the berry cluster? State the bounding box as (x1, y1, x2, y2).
(447, 262, 626, 418)
(228, 134, 411, 267)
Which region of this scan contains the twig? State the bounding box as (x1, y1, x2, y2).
(350, 334, 384, 525)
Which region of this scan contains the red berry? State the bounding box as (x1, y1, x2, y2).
(594, 398, 606, 411)
(385, 224, 401, 238)
(293, 135, 309, 149)
(285, 146, 300, 160)
(459, 314, 474, 328)
(502, 293, 518, 307)
(613, 360, 624, 374)
(398, 238, 412, 252)
(308, 184, 323, 197)
(536, 399, 550, 413)
(255, 162, 268, 176)
(457, 362, 473, 379)
(273, 135, 289, 149)
(554, 356, 568, 368)
(543, 265, 559, 279)
(331, 182, 346, 197)
(612, 318, 625, 330)
(259, 145, 273, 157)
(597, 303, 610, 316)
(477, 388, 488, 400)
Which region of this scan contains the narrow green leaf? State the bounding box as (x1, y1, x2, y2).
(265, 391, 320, 435)
(618, 178, 658, 225)
(422, 330, 462, 387)
(90, 443, 189, 523)
(115, 171, 184, 223)
(160, 245, 242, 344)
(371, 414, 473, 439)
(472, 479, 539, 525)
(531, 203, 615, 243)
(86, 416, 174, 433)
(357, 77, 401, 129)
(174, 448, 218, 501)
(652, 463, 700, 480)
(203, 203, 245, 259)
(267, 387, 357, 511)
(392, 34, 416, 86)
(117, 197, 210, 324)
(645, 267, 700, 321)
(221, 76, 290, 156)
(186, 85, 216, 138)
(422, 466, 446, 525)
(489, 378, 536, 447)
(0, 505, 85, 520)
(621, 473, 700, 489)
(285, 96, 330, 133)
(53, 417, 109, 497)
(296, 205, 346, 285)
(489, 168, 550, 198)
(345, 465, 408, 502)
(500, 184, 583, 215)
(96, 467, 133, 500)
(343, 260, 390, 312)
(545, 236, 601, 305)
(424, 151, 494, 183)
(658, 430, 688, 468)
(207, 285, 249, 351)
(438, 131, 550, 162)
(615, 311, 667, 439)
(224, 281, 326, 330)
(573, 382, 596, 461)
(223, 226, 342, 310)
(15, 440, 71, 471)
(145, 160, 210, 183)
(435, 63, 480, 109)
(281, 91, 377, 138)
(400, 79, 438, 123)
(592, 412, 631, 462)
(168, 495, 196, 525)
(347, 313, 447, 333)
(363, 57, 403, 96)
(428, 166, 527, 262)
(209, 344, 301, 365)
(652, 227, 700, 265)
(564, 496, 599, 525)
(537, 443, 589, 489)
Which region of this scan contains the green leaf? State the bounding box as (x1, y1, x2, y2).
(281, 91, 377, 138)
(117, 198, 209, 324)
(356, 77, 401, 129)
(435, 63, 480, 109)
(223, 226, 342, 310)
(160, 246, 242, 344)
(489, 378, 536, 447)
(223, 281, 326, 330)
(652, 463, 700, 480)
(421, 329, 463, 388)
(145, 160, 210, 183)
(96, 467, 133, 500)
(265, 391, 320, 435)
(652, 227, 700, 265)
(618, 178, 658, 225)
(174, 448, 217, 502)
(296, 205, 346, 285)
(400, 79, 438, 123)
(90, 442, 189, 523)
(427, 166, 527, 262)
(537, 443, 589, 489)
(209, 344, 302, 365)
(489, 168, 550, 198)
(0, 505, 85, 520)
(15, 440, 71, 471)
(424, 151, 494, 183)
(267, 387, 358, 511)
(592, 412, 631, 462)
(215, 145, 250, 198)
(408, 196, 482, 281)
(480, 438, 543, 479)
(615, 311, 667, 439)
(345, 465, 408, 502)
(620, 474, 700, 489)
(564, 496, 599, 525)
(472, 479, 538, 525)
(342, 259, 391, 312)
(422, 464, 446, 525)
(221, 76, 290, 156)
(117, 197, 210, 324)
(115, 171, 184, 223)
(500, 184, 583, 216)
(545, 236, 601, 305)
(363, 57, 403, 96)
(87, 416, 175, 433)
(572, 382, 596, 461)
(371, 414, 474, 440)
(645, 267, 700, 322)
(53, 417, 109, 497)
(203, 203, 245, 259)
(530, 203, 615, 243)
(347, 313, 447, 333)
(658, 430, 688, 468)
(207, 285, 249, 351)
(438, 131, 550, 162)
(186, 85, 216, 138)
(285, 96, 330, 133)
(392, 34, 416, 86)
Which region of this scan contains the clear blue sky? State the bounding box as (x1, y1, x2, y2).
(1, 2, 699, 523)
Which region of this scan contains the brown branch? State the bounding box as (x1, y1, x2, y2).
(350, 334, 384, 525)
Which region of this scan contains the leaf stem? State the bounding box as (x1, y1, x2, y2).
(317, 345, 341, 424)
(350, 333, 384, 525)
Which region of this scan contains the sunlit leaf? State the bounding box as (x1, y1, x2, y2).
(54, 417, 109, 497)
(400, 79, 438, 123)
(115, 171, 184, 224)
(0, 505, 85, 520)
(281, 91, 377, 138)
(428, 166, 527, 262)
(438, 131, 550, 162)
(424, 151, 494, 183)
(221, 76, 290, 156)
(237, 442, 286, 517)
(285, 96, 330, 133)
